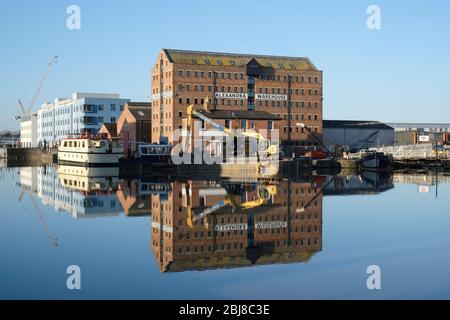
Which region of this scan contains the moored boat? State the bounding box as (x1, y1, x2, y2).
(136, 143, 172, 163)
(57, 133, 123, 166)
(361, 152, 393, 172)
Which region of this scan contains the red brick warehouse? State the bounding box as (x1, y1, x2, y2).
(151, 49, 323, 155)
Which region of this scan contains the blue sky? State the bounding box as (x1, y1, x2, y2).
(0, 0, 449, 130)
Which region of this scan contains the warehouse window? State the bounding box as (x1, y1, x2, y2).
(178, 70, 183, 77)
(204, 59, 211, 65)
(217, 59, 223, 65)
(191, 59, 197, 64)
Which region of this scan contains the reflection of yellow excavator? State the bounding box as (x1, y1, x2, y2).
(186, 104, 279, 157)
(185, 183, 277, 228)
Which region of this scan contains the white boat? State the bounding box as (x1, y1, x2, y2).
(58, 133, 123, 166)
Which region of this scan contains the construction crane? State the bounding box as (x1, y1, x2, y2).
(185, 183, 277, 228)
(296, 122, 334, 157)
(15, 56, 58, 120)
(186, 104, 279, 158)
(355, 130, 380, 150)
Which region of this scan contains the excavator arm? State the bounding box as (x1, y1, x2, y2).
(186, 184, 277, 228)
(186, 104, 279, 157)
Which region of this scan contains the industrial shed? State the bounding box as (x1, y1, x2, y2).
(323, 120, 394, 151)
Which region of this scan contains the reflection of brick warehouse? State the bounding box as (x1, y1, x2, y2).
(151, 180, 323, 272)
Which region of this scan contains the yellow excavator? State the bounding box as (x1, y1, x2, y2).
(185, 183, 277, 228)
(186, 104, 279, 158)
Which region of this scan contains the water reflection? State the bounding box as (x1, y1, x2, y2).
(151, 179, 324, 272)
(9, 165, 399, 273)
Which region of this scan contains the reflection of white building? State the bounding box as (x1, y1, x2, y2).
(19, 166, 123, 219)
(18, 167, 38, 193)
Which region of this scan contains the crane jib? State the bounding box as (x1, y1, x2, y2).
(193, 111, 227, 133)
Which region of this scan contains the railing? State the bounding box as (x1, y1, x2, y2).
(374, 144, 449, 160)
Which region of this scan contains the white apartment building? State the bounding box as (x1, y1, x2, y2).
(19, 113, 38, 148)
(37, 92, 130, 146)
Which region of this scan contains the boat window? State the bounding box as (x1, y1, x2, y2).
(82, 142, 85, 148)
(141, 147, 148, 155)
(64, 142, 67, 147)
(69, 141, 72, 147)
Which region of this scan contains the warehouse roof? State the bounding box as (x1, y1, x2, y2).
(163, 48, 318, 71)
(323, 120, 393, 130)
(196, 109, 282, 121)
(126, 102, 151, 121)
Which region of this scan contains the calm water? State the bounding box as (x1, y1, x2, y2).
(1, 165, 450, 299)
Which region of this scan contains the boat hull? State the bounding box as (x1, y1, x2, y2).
(361, 153, 393, 172)
(58, 151, 123, 166)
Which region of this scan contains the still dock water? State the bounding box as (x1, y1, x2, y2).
(1, 166, 450, 299)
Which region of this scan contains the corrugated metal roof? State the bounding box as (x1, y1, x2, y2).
(164, 49, 318, 71)
(323, 120, 393, 130)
